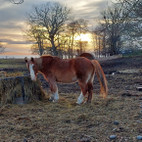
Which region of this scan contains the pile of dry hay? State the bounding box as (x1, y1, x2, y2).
(0, 76, 46, 106)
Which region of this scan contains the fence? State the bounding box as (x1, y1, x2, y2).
(96, 54, 123, 61)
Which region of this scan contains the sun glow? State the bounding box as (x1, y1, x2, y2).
(75, 33, 92, 42)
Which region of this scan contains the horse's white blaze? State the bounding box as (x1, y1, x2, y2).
(29, 64, 36, 81)
(77, 92, 84, 104)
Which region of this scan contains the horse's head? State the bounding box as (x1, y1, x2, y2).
(25, 57, 39, 81)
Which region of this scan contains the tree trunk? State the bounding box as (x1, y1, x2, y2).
(38, 40, 44, 56)
(51, 38, 58, 56)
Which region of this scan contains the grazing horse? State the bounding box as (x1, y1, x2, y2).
(25, 55, 108, 104)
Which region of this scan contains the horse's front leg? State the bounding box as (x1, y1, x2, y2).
(48, 79, 59, 102)
(77, 92, 84, 104)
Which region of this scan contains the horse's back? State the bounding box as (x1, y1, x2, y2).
(46, 56, 77, 83)
(41, 55, 94, 83)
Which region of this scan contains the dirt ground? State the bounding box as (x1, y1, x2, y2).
(0, 56, 142, 142)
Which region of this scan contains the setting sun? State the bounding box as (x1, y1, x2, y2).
(75, 33, 92, 42)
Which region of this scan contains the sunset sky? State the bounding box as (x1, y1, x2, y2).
(0, 0, 110, 58)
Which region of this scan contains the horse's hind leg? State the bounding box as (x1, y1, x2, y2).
(87, 83, 93, 103)
(77, 81, 88, 104)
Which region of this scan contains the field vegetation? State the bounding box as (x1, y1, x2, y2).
(0, 56, 142, 141)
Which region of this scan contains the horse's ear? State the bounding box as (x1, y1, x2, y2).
(24, 57, 28, 63)
(31, 57, 34, 63)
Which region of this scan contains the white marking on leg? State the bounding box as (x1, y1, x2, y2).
(53, 89, 59, 101)
(50, 89, 59, 102)
(76, 92, 84, 104)
(29, 64, 36, 81)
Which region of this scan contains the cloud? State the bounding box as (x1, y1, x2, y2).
(0, 38, 32, 45)
(85, 0, 108, 9)
(72, 0, 107, 19)
(0, 0, 107, 30)
(0, 0, 107, 57)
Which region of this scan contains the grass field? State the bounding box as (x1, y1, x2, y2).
(0, 56, 142, 142)
(0, 58, 25, 68)
(0, 58, 26, 77)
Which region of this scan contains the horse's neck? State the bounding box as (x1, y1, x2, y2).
(35, 58, 42, 71)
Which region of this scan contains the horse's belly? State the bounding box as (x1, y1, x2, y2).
(56, 74, 77, 83)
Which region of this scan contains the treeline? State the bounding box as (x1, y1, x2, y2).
(25, 0, 142, 58)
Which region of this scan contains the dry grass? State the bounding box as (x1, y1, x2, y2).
(0, 94, 141, 142)
(0, 59, 25, 72)
(0, 58, 26, 77)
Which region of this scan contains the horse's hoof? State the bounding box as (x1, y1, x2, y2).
(76, 101, 82, 105)
(82, 100, 91, 104)
(49, 97, 54, 102)
(52, 99, 58, 103)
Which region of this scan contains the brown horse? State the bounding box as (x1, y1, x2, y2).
(25, 55, 108, 104)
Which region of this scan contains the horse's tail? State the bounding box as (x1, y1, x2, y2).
(91, 60, 108, 98)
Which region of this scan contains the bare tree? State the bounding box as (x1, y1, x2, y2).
(91, 31, 105, 57)
(95, 4, 131, 55)
(103, 7, 122, 55)
(92, 0, 142, 56)
(75, 19, 88, 35)
(115, 0, 142, 48)
(64, 19, 89, 57)
(74, 19, 88, 55)
(66, 20, 80, 58)
(0, 43, 5, 54)
(28, 1, 70, 56)
(25, 23, 47, 56)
